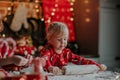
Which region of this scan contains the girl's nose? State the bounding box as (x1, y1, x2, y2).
(61, 39, 64, 44)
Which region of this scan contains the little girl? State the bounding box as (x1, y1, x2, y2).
(39, 21, 107, 75)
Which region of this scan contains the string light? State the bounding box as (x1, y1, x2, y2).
(85, 18, 91, 22)
(55, 4, 58, 7)
(86, 8, 90, 13)
(20, 78, 25, 80)
(35, 0, 39, 3)
(41, 18, 44, 21)
(45, 0, 75, 24)
(7, 7, 12, 15)
(47, 18, 51, 23)
(83, 0, 91, 23)
(35, 5, 39, 8)
(45, 0, 58, 24)
(68, 0, 76, 41)
(52, 8, 56, 12)
(51, 12, 55, 16)
(43, 0, 76, 41)
(36, 9, 39, 12)
(7, 7, 11, 11)
(69, 0, 75, 3)
(2, 34, 6, 38)
(33, 0, 41, 19)
(70, 17, 74, 21)
(70, 2, 74, 6)
(84, 0, 89, 4)
(70, 7, 74, 11)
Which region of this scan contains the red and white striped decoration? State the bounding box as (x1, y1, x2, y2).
(0, 37, 16, 58)
(0, 38, 9, 58)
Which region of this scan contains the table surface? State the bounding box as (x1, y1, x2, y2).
(16, 64, 120, 80)
(48, 71, 119, 80)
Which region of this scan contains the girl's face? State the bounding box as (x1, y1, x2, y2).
(49, 32, 68, 53)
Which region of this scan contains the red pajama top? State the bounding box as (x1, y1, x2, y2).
(40, 44, 100, 71)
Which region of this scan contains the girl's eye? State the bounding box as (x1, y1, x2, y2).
(57, 38, 61, 41)
(64, 38, 66, 40)
(64, 38, 68, 41)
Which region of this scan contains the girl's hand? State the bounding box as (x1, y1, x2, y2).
(49, 66, 61, 75)
(99, 64, 107, 71)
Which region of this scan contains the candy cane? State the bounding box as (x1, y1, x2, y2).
(5, 37, 16, 57)
(0, 38, 4, 58)
(2, 40, 9, 58)
(0, 38, 9, 58)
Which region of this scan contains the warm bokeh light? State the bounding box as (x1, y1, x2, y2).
(43, 0, 76, 42)
(70, 8, 74, 11)
(41, 18, 44, 21)
(2, 34, 6, 38)
(36, 9, 39, 12)
(86, 9, 90, 13)
(69, 0, 76, 3)
(70, 17, 74, 21)
(7, 7, 11, 11)
(20, 78, 25, 80)
(85, 18, 91, 22)
(52, 8, 56, 12)
(47, 19, 51, 23)
(51, 12, 55, 16)
(84, 0, 89, 4)
(35, 0, 39, 3)
(35, 5, 39, 8)
(55, 4, 58, 7)
(70, 2, 74, 6)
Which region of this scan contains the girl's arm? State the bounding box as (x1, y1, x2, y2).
(68, 49, 100, 66)
(68, 51, 107, 71)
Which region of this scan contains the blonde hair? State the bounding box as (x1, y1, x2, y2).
(47, 21, 69, 40)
